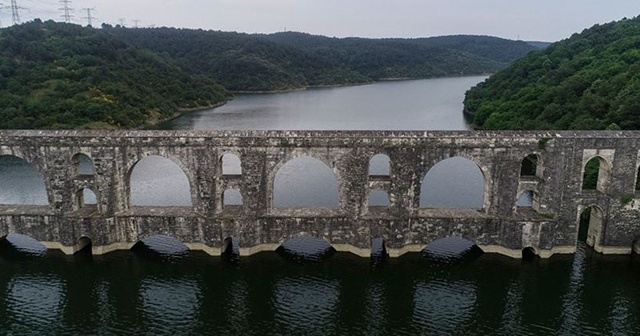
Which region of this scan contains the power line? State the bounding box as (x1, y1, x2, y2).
(81, 7, 95, 26)
(10, 0, 21, 25)
(58, 0, 72, 23)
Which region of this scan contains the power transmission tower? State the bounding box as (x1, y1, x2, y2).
(59, 0, 73, 23)
(10, 0, 21, 25)
(132, 19, 140, 28)
(118, 18, 125, 27)
(82, 7, 95, 26)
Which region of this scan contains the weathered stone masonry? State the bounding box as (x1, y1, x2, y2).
(1, 130, 640, 258)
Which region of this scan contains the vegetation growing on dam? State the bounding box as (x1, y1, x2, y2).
(464, 15, 640, 130)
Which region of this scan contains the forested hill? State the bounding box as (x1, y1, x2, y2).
(464, 16, 640, 130)
(106, 28, 536, 91)
(0, 20, 229, 129)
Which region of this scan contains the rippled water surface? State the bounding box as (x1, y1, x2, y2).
(0, 244, 639, 335)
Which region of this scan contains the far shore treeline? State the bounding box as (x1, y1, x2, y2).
(464, 15, 640, 130)
(0, 19, 540, 129)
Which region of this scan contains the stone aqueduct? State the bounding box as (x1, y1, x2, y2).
(1, 130, 640, 259)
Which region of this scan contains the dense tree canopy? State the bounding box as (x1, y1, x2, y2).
(464, 16, 640, 130)
(0, 20, 229, 129)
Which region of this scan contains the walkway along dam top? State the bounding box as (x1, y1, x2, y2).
(1, 129, 640, 259)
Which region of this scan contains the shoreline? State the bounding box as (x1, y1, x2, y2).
(142, 100, 229, 129)
(230, 74, 491, 94)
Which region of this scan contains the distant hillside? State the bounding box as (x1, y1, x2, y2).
(464, 16, 640, 130)
(0, 20, 229, 129)
(387, 35, 540, 63)
(108, 28, 532, 91)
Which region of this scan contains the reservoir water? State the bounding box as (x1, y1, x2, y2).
(1, 76, 639, 335)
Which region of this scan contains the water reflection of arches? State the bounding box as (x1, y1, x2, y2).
(0, 155, 48, 205)
(128, 155, 192, 207)
(273, 156, 339, 208)
(6, 275, 64, 329)
(577, 205, 605, 248)
(141, 278, 200, 334)
(422, 237, 483, 259)
(132, 235, 190, 256)
(369, 154, 390, 176)
(277, 236, 335, 261)
(274, 277, 340, 335)
(0, 233, 48, 254)
(420, 157, 485, 209)
(413, 280, 476, 333)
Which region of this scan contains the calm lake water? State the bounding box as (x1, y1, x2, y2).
(0, 76, 635, 335)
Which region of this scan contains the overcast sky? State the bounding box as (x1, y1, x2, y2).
(3, 0, 640, 41)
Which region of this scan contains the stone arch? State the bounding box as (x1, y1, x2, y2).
(369, 153, 390, 176)
(521, 246, 538, 260)
(272, 155, 339, 208)
(0, 154, 49, 205)
(127, 155, 193, 207)
(368, 189, 389, 206)
(420, 156, 487, 209)
(221, 152, 242, 175)
(74, 236, 92, 254)
(71, 152, 94, 176)
(577, 205, 605, 248)
(223, 189, 243, 207)
(581, 155, 611, 192)
(221, 236, 240, 256)
(520, 153, 542, 178)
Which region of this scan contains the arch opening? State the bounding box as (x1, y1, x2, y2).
(420, 157, 485, 208)
(520, 154, 539, 177)
(0, 233, 47, 256)
(516, 190, 535, 208)
(221, 153, 242, 175)
(129, 155, 192, 207)
(132, 235, 189, 259)
(582, 156, 607, 192)
(369, 154, 390, 176)
(636, 166, 640, 193)
(422, 237, 483, 262)
(74, 237, 92, 255)
(222, 236, 240, 259)
(521, 247, 538, 261)
(72, 153, 94, 176)
(75, 188, 97, 210)
(578, 206, 604, 248)
(368, 189, 389, 207)
(0, 155, 48, 205)
(273, 156, 339, 208)
(277, 236, 335, 262)
(223, 189, 243, 207)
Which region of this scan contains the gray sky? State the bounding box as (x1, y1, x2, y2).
(3, 0, 640, 41)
